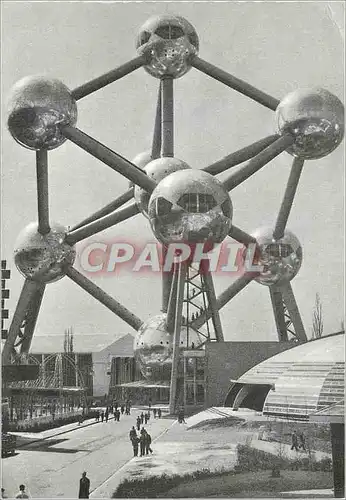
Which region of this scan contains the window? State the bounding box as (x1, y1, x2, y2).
(156, 197, 173, 216)
(177, 193, 216, 213)
(155, 25, 184, 40)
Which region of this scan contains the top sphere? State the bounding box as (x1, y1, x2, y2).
(7, 76, 77, 150)
(276, 88, 344, 160)
(136, 15, 199, 79)
(134, 157, 191, 218)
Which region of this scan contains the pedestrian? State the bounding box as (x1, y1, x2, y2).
(78, 472, 90, 499)
(140, 412, 144, 424)
(157, 408, 162, 418)
(144, 413, 149, 424)
(139, 428, 146, 457)
(101, 411, 105, 423)
(95, 410, 100, 422)
(178, 408, 186, 424)
(129, 426, 137, 441)
(78, 414, 83, 426)
(131, 435, 140, 457)
(153, 408, 157, 419)
(299, 432, 306, 451)
(291, 430, 299, 451)
(147, 411, 150, 421)
(116, 409, 120, 421)
(121, 404, 125, 415)
(148, 398, 152, 410)
(114, 401, 118, 411)
(144, 431, 153, 455)
(136, 416, 141, 431)
(15, 485, 29, 499)
(105, 408, 109, 423)
(125, 405, 130, 415)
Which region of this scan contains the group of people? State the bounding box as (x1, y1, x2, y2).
(94, 400, 131, 424)
(1, 484, 29, 499)
(291, 430, 306, 451)
(129, 425, 153, 457)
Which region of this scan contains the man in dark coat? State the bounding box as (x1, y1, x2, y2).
(105, 408, 109, 423)
(140, 412, 144, 424)
(129, 426, 137, 441)
(136, 416, 141, 431)
(157, 408, 162, 418)
(78, 472, 90, 499)
(144, 431, 153, 455)
(115, 409, 120, 422)
(139, 428, 146, 457)
(291, 430, 299, 451)
(100, 411, 104, 423)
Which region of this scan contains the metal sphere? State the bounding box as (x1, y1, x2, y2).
(276, 88, 344, 159)
(148, 169, 232, 245)
(134, 313, 203, 380)
(249, 227, 303, 286)
(14, 222, 76, 283)
(136, 15, 199, 79)
(7, 76, 77, 150)
(129, 151, 153, 189)
(134, 157, 191, 218)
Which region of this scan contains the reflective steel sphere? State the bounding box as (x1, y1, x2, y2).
(7, 76, 77, 150)
(134, 313, 204, 380)
(134, 157, 191, 218)
(129, 151, 153, 189)
(136, 15, 199, 79)
(14, 222, 76, 283)
(276, 88, 344, 159)
(148, 169, 232, 245)
(248, 227, 302, 286)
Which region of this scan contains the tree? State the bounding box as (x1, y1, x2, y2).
(311, 293, 323, 339)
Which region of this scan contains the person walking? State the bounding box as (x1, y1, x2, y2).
(139, 428, 146, 457)
(144, 431, 153, 455)
(291, 430, 299, 451)
(153, 408, 157, 419)
(116, 409, 120, 421)
(299, 432, 306, 451)
(136, 416, 141, 431)
(129, 426, 137, 442)
(121, 404, 125, 415)
(15, 485, 29, 499)
(140, 412, 144, 424)
(157, 408, 162, 418)
(178, 408, 186, 424)
(131, 435, 140, 457)
(105, 408, 109, 423)
(95, 410, 100, 422)
(78, 472, 90, 499)
(144, 413, 149, 425)
(100, 410, 105, 423)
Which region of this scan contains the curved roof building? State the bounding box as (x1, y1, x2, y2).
(225, 332, 345, 420)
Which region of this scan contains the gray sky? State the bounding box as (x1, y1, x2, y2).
(1, 1, 344, 343)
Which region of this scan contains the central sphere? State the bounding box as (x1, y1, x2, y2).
(134, 313, 203, 380)
(148, 169, 232, 245)
(7, 76, 77, 150)
(14, 222, 76, 283)
(249, 227, 303, 286)
(134, 157, 191, 218)
(136, 15, 199, 79)
(276, 88, 344, 159)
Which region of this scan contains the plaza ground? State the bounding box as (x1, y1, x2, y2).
(2, 407, 333, 499)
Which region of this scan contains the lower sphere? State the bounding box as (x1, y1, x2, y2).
(14, 222, 76, 283)
(134, 313, 203, 380)
(248, 227, 302, 286)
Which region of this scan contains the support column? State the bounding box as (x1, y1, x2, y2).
(161, 77, 174, 157)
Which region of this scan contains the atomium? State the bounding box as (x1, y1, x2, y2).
(148, 169, 233, 245)
(249, 227, 303, 287)
(14, 222, 76, 283)
(136, 15, 199, 79)
(276, 88, 344, 160)
(134, 314, 204, 380)
(7, 76, 77, 150)
(3, 13, 344, 402)
(134, 157, 191, 218)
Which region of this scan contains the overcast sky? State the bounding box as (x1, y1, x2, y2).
(1, 1, 344, 343)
